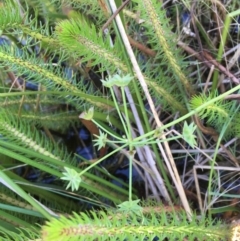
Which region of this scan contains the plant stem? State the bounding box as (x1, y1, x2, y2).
(79, 143, 128, 176)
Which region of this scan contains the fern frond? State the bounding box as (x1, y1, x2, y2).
(55, 18, 128, 73)
(0, 0, 22, 29)
(0, 96, 79, 131)
(1, 2, 187, 114)
(19, 111, 79, 131)
(0, 226, 39, 241)
(131, 0, 194, 106)
(0, 44, 113, 111)
(0, 111, 69, 163)
(55, 18, 186, 113)
(147, 5, 193, 93)
(190, 92, 240, 137)
(0, 96, 60, 108)
(0, 0, 189, 114)
(41, 208, 229, 241)
(190, 93, 231, 124)
(0, 0, 58, 49)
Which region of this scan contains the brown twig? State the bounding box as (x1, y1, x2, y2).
(193, 115, 218, 138)
(202, 50, 240, 84)
(127, 35, 156, 57)
(101, 0, 130, 32)
(5, 69, 22, 90)
(224, 94, 240, 100)
(177, 41, 240, 84)
(124, 36, 240, 86)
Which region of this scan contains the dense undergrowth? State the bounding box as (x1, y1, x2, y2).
(0, 0, 240, 240)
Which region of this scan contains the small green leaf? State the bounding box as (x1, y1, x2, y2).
(117, 199, 142, 216)
(93, 130, 108, 150)
(101, 74, 133, 88)
(79, 107, 94, 120)
(182, 121, 197, 148)
(61, 167, 81, 191)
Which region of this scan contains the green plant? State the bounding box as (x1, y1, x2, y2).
(0, 0, 239, 240)
(41, 205, 230, 241)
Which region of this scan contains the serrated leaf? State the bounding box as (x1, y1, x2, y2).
(93, 130, 108, 150)
(101, 74, 133, 88)
(61, 167, 82, 191)
(117, 199, 142, 216)
(182, 121, 197, 148)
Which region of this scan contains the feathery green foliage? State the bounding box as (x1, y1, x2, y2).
(190, 92, 240, 137)
(41, 207, 230, 241)
(0, 0, 239, 240)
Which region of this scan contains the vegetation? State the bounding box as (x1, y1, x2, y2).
(0, 0, 240, 240)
